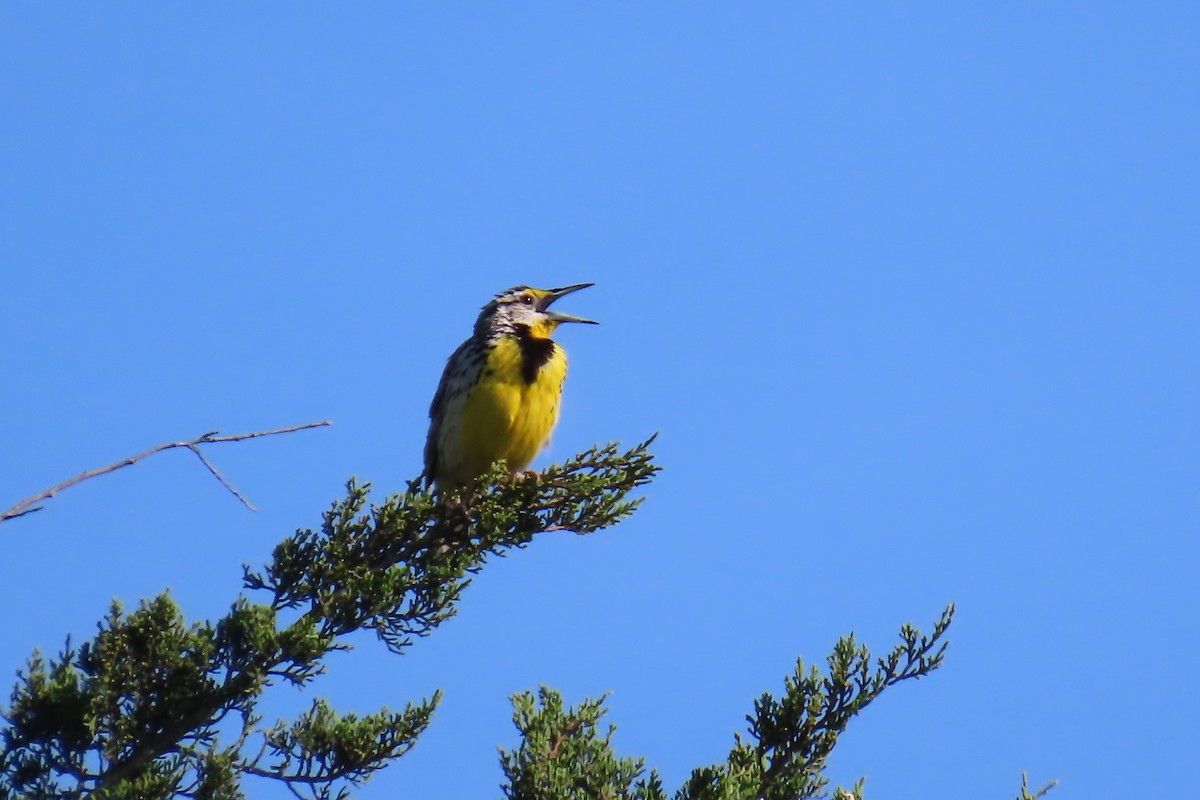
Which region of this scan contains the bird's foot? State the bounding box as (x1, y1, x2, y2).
(510, 469, 540, 484)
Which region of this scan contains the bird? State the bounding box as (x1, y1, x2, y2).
(424, 283, 597, 490)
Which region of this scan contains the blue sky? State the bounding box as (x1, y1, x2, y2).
(2, 4, 1197, 798)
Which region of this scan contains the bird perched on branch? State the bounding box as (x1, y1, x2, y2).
(424, 283, 596, 490)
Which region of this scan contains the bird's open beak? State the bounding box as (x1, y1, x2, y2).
(542, 282, 598, 324)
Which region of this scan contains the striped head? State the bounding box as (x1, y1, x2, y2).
(474, 283, 598, 340)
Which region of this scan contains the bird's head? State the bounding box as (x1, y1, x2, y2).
(475, 283, 597, 339)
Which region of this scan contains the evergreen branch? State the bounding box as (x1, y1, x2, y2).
(248, 438, 660, 655)
(500, 687, 656, 800)
(235, 696, 439, 798)
(1017, 771, 1059, 800)
(0, 421, 331, 526)
(751, 605, 955, 799)
(497, 607, 958, 800)
(497, 603, 952, 800)
(672, 605, 956, 800)
(1, 439, 659, 799)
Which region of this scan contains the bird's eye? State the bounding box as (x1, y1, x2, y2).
(521, 294, 535, 305)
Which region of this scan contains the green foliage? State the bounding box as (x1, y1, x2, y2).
(499, 609, 955, 800)
(0, 440, 659, 800)
(499, 687, 663, 800)
(1017, 771, 1059, 800)
(1, 436, 1053, 799)
(740, 607, 954, 800)
(240, 697, 439, 799)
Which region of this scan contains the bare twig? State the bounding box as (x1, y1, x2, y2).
(186, 443, 256, 511)
(1, 421, 331, 525)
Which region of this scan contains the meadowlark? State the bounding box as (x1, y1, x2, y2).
(424, 283, 596, 490)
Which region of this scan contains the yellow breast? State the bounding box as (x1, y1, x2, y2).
(449, 336, 568, 484)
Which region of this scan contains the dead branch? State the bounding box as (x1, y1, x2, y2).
(1, 421, 332, 525)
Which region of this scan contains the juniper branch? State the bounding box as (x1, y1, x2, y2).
(1, 439, 660, 799)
